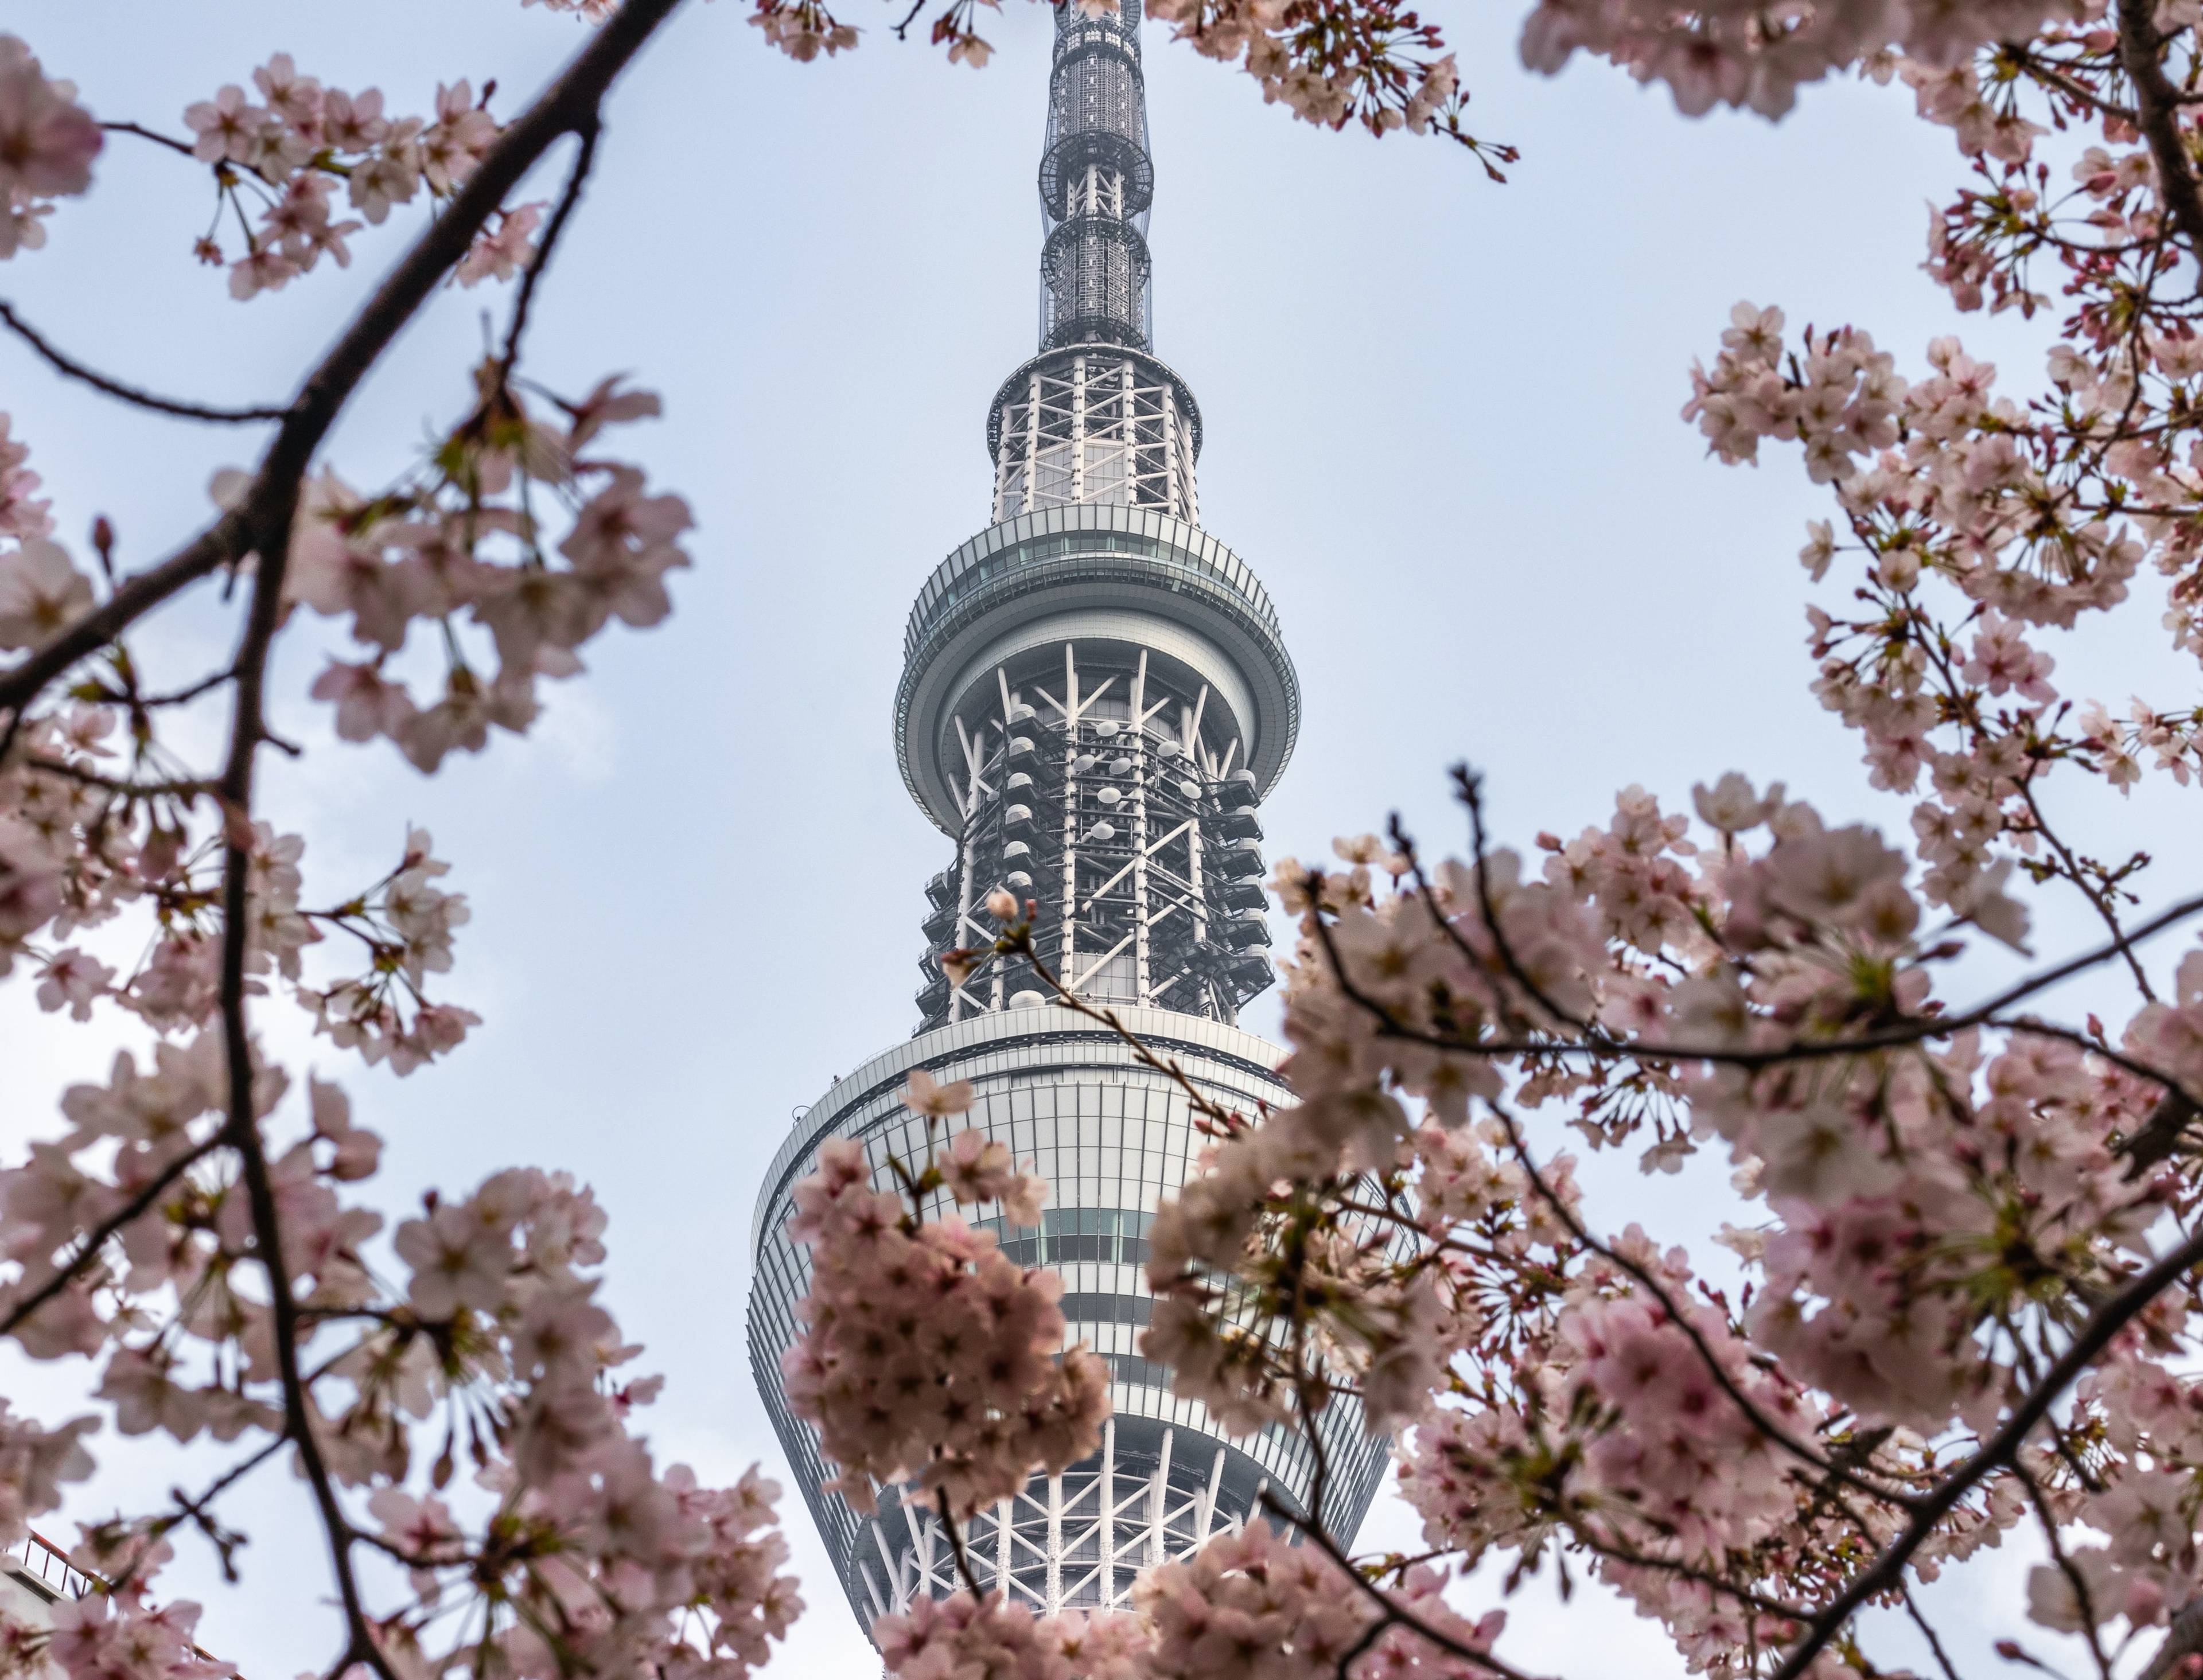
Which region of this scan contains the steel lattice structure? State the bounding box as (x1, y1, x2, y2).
(748, 0, 1387, 1639)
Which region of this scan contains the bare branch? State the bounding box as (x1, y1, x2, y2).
(497, 122, 600, 379)
(99, 120, 198, 158)
(0, 301, 290, 424)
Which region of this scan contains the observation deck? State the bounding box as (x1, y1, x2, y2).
(895, 501, 1300, 838)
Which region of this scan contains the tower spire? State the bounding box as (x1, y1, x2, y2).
(1037, 0, 1154, 352)
(986, 0, 1201, 526)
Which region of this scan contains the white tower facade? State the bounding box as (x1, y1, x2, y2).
(748, 1, 1387, 1635)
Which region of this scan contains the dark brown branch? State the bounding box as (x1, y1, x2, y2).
(2009, 1454, 2114, 1680)
(2140, 1596, 2203, 1680)
(2015, 776, 2154, 1001)
(1900, 1588, 1967, 1680)
(1768, 1219, 2203, 1679)
(186, 7, 692, 1679)
(1006, 923, 1251, 1131)
(932, 1488, 986, 1600)
(1574, 1532, 1812, 1623)
(1335, 785, 2203, 1108)
(0, 302, 289, 423)
(22, 753, 213, 800)
(2117, 0, 2203, 260)
(0, 514, 247, 724)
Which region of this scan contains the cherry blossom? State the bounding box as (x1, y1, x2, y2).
(783, 1135, 1109, 1518)
(0, 35, 100, 260)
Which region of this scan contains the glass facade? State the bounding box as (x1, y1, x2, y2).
(747, 1011, 1391, 1630)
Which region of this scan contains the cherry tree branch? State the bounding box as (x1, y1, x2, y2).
(2140, 1596, 2203, 1680)
(149, 5, 692, 1675)
(2014, 774, 2155, 1002)
(1304, 770, 2203, 1109)
(1000, 923, 1252, 1131)
(1767, 1218, 2203, 1679)
(0, 0, 688, 729)
(2009, 1453, 2115, 1680)
(22, 753, 214, 800)
(99, 120, 198, 158)
(2116, 0, 2203, 260)
(0, 1132, 223, 1339)
(1900, 1588, 1967, 1680)
(0, 301, 290, 423)
(1472, 1091, 1919, 1510)
(1255, 1488, 1538, 1680)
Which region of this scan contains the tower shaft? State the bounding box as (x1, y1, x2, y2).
(747, 2, 1385, 1637)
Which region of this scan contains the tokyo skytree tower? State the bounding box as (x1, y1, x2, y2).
(746, 0, 1388, 1636)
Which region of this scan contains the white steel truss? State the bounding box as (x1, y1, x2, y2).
(991, 348, 1198, 524)
(914, 641, 1271, 1030)
(853, 1422, 1251, 1621)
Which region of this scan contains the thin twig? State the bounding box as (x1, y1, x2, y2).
(497, 122, 600, 378)
(22, 754, 213, 800)
(1258, 1490, 1539, 1680)
(0, 302, 289, 423)
(1476, 1094, 1920, 1511)
(1900, 1587, 1967, 1680)
(181, 7, 694, 1678)
(933, 1488, 986, 1600)
(100, 120, 198, 158)
(1574, 1532, 1814, 1623)
(2009, 1454, 2114, 1680)
(2015, 776, 2154, 1001)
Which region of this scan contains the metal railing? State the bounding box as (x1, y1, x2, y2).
(9, 1530, 95, 1603)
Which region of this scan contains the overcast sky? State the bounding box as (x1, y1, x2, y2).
(2, 2, 2190, 1676)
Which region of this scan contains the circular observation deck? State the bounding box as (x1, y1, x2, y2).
(894, 503, 1299, 835)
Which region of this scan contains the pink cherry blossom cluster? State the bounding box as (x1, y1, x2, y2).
(0, 22, 754, 1670)
(1104, 753, 2203, 1672)
(1681, 302, 2203, 964)
(876, 1519, 1505, 1680)
(178, 57, 499, 301)
(0, 36, 100, 260)
(293, 829, 481, 1075)
(1518, 0, 2086, 119)
(1141, 0, 1498, 161)
(334, 1170, 805, 1680)
(781, 1098, 1108, 1519)
(1, 666, 480, 1071)
(0, 414, 53, 544)
(1, 1049, 801, 1680)
(286, 373, 689, 773)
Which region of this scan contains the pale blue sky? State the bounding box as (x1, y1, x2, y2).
(2, 2, 2190, 1675)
